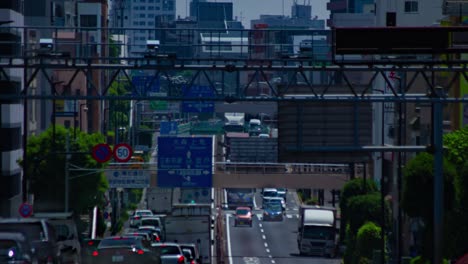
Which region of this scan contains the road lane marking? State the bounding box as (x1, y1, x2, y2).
(260, 229, 264, 233)
(271, 260, 276, 263)
(264, 242, 268, 248)
(226, 215, 233, 264)
(286, 214, 292, 218)
(259, 223, 262, 228)
(268, 255, 272, 258)
(253, 195, 257, 209)
(262, 235, 266, 240)
(266, 248, 270, 253)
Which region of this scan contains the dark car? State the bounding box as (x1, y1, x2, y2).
(0, 218, 60, 264)
(0, 232, 38, 264)
(263, 202, 284, 221)
(92, 236, 160, 264)
(81, 238, 101, 264)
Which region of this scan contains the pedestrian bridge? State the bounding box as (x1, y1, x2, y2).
(149, 162, 364, 189)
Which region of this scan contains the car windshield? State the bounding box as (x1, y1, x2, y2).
(0, 223, 43, 241)
(141, 219, 160, 227)
(236, 209, 249, 215)
(53, 224, 70, 240)
(98, 237, 141, 249)
(263, 191, 277, 197)
(303, 226, 334, 240)
(180, 246, 196, 258)
(152, 245, 180, 255)
(136, 211, 153, 217)
(265, 203, 282, 211)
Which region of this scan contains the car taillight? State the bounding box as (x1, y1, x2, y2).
(137, 249, 144, 255)
(92, 250, 99, 257)
(177, 255, 185, 263)
(191, 260, 196, 264)
(134, 216, 140, 220)
(156, 236, 160, 242)
(88, 241, 94, 246)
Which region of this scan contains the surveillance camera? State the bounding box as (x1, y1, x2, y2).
(39, 38, 54, 51)
(146, 39, 160, 51)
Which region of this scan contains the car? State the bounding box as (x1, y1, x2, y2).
(0, 218, 60, 264)
(130, 210, 154, 228)
(34, 212, 82, 264)
(123, 232, 153, 248)
(263, 196, 286, 211)
(234, 207, 252, 227)
(263, 202, 284, 221)
(182, 249, 194, 264)
(140, 217, 165, 241)
(151, 242, 187, 264)
(0, 232, 38, 264)
(138, 226, 163, 242)
(179, 243, 201, 264)
(262, 188, 278, 198)
(81, 238, 101, 264)
(92, 236, 160, 264)
(276, 188, 287, 201)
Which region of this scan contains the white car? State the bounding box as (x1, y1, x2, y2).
(130, 209, 153, 228)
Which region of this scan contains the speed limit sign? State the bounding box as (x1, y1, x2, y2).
(113, 143, 133, 162)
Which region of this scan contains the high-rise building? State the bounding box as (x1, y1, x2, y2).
(109, 0, 176, 56)
(0, 0, 24, 217)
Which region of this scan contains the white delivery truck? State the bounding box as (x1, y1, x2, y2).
(146, 187, 173, 214)
(297, 205, 338, 258)
(164, 204, 213, 264)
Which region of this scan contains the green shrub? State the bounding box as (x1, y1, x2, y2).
(356, 222, 381, 260)
(347, 193, 386, 235)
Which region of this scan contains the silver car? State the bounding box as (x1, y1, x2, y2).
(151, 242, 188, 264)
(130, 210, 154, 228)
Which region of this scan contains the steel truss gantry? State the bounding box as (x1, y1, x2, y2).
(2, 26, 467, 264)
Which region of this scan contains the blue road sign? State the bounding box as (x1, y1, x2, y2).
(18, 203, 33, 218)
(157, 137, 213, 187)
(182, 85, 215, 113)
(132, 75, 160, 96)
(160, 121, 178, 136)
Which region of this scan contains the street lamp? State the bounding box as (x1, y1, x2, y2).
(79, 103, 88, 132)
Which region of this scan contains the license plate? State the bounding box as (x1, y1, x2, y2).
(112, 255, 124, 262)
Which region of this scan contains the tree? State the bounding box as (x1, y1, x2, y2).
(344, 193, 388, 264)
(339, 178, 378, 242)
(401, 152, 457, 260)
(443, 127, 468, 168)
(356, 222, 382, 262)
(25, 125, 108, 214)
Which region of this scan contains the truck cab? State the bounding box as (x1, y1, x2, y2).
(297, 205, 337, 258)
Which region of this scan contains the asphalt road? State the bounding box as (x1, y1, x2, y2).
(225, 190, 341, 264)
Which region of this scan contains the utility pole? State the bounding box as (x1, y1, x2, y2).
(65, 130, 70, 212)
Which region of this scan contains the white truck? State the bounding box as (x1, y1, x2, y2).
(224, 112, 245, 133)
(164, 204, 213, 264)
(146, 187, 173, 214)
(297, 205, 338, 258)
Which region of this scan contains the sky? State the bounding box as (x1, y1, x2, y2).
(175, 0, 330, 28)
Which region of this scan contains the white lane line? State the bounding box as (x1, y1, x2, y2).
(286, 214, 292, 219)
(226, 215, 233, 264)
(253, 195, 257, 209)
(260, 229, 264, 233)
(264, 242, 268, 248)
(271, 260, 276, 263)
(262, 235, 266, 240)
(266, 248, 270, 253)
(268, 255, 272, 258)
(259, 223, 262, 228)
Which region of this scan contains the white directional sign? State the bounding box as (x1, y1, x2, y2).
(105, 169, 150, 188)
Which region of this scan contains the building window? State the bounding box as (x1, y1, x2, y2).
(139, 21, 145, 25)
(139, 13, 146, 18)
(404, 1, 418, 13)
(149, 0, 154, 2)
(80, 15, 97, 27)
(140, 6, 146, 10)
(148, 6, 154, 10)
(133, 21, 139, 26)
(148, 14, 155, 18)
(148, 21, 154, 26)
(133, 6, 139, 10)
(155, 6, 160, 10)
